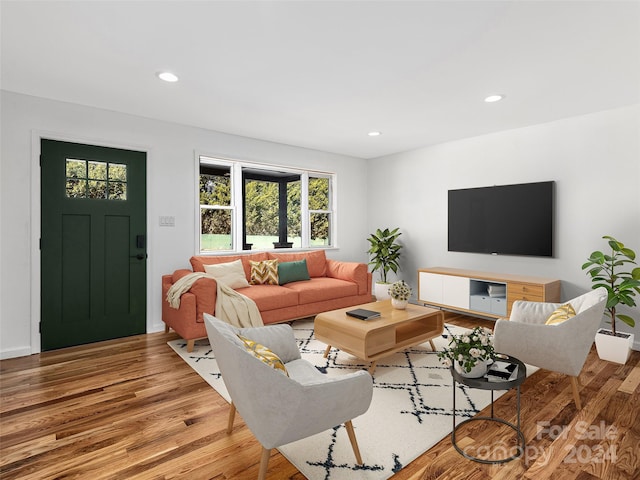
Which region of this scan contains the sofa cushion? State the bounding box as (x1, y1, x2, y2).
(284, 277, 357, 304)
(190, 253, 269, 279)
(240, 284, 299, 311)
(278, 259, 311, 285)
(268, 250, 327, 277)
(203, 259, 251, 289)
(250, 259, 279, 285)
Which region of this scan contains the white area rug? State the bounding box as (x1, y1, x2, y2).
(168, 320, 534, 480)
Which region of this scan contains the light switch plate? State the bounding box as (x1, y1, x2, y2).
(159, 216, 175, 227)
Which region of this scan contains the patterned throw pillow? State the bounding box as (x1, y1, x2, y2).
(545, 303, 577, 325)
(249, 259, 279, 285)
(237, 335, 288, 376)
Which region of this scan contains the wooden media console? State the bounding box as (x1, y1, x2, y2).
(418, 267, 561, 319)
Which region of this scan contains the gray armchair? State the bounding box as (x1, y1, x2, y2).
(204, 313, 373, 480)
(493, 287, 607, 409)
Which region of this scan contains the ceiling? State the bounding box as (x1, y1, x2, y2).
(2, 1, 639, 159)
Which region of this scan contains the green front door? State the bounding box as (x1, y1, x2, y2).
(40, 139, 147, 351)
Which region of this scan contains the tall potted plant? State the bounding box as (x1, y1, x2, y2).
(367, 227, 402, 300)
(582, 235, 640, 364)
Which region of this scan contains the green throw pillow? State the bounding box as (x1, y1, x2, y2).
(278, 259, 311, 285)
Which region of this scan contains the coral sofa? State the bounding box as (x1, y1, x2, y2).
(162, 250, 372, 351)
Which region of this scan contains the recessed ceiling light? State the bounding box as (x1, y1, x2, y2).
(368, 131, 381, 137)
(157, 72, 179, 83)
(484, 94, 505, 103)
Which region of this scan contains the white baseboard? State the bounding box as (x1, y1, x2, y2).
(1, 346, 33, 360)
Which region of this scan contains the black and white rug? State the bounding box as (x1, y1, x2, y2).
(168, 319, 534, 480)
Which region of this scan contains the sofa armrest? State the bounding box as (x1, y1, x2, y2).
(326, 259, 369, 295)
(163, 270, 218, 323)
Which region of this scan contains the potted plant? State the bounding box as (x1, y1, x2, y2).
(582, 235, 640, 364)
(367, 227, 402, 300)
(389, 280, 412, 309)
(437, 326, 496, 377)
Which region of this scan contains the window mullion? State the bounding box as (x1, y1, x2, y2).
(301, 173, 309, 248)
(232, 162, 243, 251)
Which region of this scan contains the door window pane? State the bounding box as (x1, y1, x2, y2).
(109, 163, 127, 182)
(88, 161, 107, 180)
(88, 180, 107, 199)
(65, 159, 127, 201)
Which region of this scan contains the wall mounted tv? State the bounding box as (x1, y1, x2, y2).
(448, 181, 554, 257)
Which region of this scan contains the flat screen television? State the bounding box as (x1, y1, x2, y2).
(448, 181, 554, 257)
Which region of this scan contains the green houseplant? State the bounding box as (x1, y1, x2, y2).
(582, 235, 640, 363)
(367, 228, 403, 300)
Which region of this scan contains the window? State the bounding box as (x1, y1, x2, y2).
(198, 157, 335, 253)
(199, 164, 232, 251)
(309, 176, 331, 246)
(65, 159, 127, 200)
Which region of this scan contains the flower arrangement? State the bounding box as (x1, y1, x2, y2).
(388, 280, 412, 301)
(437, 326, 495, 373)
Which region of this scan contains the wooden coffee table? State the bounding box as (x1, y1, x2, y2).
(314, 300, 444, 373)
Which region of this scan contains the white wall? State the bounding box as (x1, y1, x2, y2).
(368, 105, 640, 346)
(0, 91, 370, 359)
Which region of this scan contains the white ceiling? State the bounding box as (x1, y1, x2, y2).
(2, 1, 639, 159)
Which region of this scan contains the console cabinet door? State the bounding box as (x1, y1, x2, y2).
(442, 275, 470, 310)
(419, 272, 443, 304)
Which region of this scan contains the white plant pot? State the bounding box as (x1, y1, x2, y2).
(374, 282, 391, 301)
(454, 359, 489, 378)
(391, 298, 408, 309)
(594, 329, 634, 365)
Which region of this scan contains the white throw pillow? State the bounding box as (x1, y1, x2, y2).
(203, 259, 250, 289)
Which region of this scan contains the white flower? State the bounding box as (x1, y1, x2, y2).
(469, 348, 481, 358)
(462, 335, 470, 344)
(442, 358, 452, 367)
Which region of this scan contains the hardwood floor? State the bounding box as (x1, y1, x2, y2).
(1, 314, 638, 480)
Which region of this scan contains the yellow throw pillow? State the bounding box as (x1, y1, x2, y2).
(249, 259, 279, 285)
(237, 335, 288, 376)
(545, 303, 577, 325)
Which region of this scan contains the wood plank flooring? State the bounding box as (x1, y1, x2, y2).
(1, 314, 638, 479)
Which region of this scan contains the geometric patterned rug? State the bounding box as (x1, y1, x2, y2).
(168, 319, 535, 480)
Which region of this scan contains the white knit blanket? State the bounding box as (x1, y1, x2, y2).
(166, 272, 263, 328)
(214, 282, 263, 328)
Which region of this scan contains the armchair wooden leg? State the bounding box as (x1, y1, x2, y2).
(227, 402, 236, 434)
(187, 339, 195, 352)
(344, 420, 363, 465)
(258, 447, 271, 480)
(570, 376, 582, 410)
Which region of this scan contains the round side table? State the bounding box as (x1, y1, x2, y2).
(451, 354, 526, 464)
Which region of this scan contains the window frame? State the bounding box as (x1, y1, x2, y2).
(196, 155, 336, 254)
